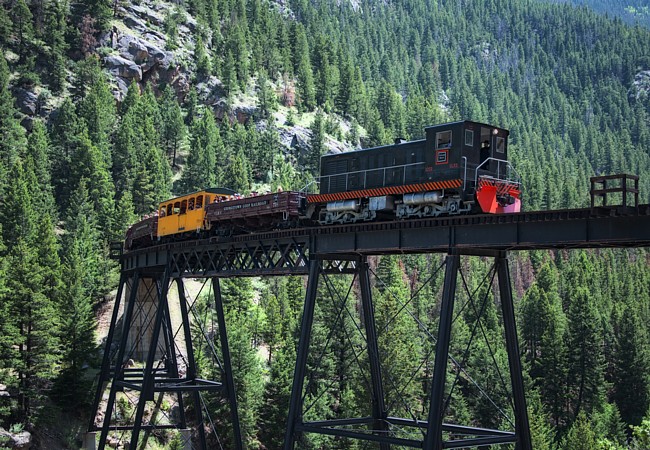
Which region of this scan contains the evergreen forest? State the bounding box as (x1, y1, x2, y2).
(0, 0, 649, 447)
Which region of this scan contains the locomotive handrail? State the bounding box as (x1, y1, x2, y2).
(301, 180, 320, 194)
(318, 162, 427, 193)
(462, 156, 468, 191)
(474, 158, 521, 187)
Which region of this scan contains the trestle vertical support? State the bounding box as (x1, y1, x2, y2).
(89, 272, 127, 433)
(424, 254, 459, 450)
(359, 259, 390, 450)
(98, 271, 141, 449)
(212, 278, 244, 450)
(497, 253, 532, 450)
(129, 269, 170, 449)
(90, 270, 245, 450)
(177, 279, 207, 447)
(284, 260, 321, 450)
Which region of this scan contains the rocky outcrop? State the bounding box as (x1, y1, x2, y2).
(104, 55, 143, 81)
(630, 70, 650, 100)
(0, 428, 32, 450)
(12, 88, 38, 116)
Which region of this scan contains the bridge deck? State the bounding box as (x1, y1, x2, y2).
(120, 205, 650, 276)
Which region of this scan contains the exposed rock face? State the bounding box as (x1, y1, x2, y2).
(0, 428, 32, 450)
(12, 88, 38, 116)
(104, 55, 143, 81)
(630, 70, 650, 100)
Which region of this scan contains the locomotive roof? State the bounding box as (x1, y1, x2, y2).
(323, 120, 509, 158)
(161, 187, 237, 203)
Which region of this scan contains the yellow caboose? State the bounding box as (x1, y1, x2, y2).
(157, 188, 235, 238)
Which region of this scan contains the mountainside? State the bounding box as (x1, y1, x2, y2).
(0, 0, 649, 448)
(551, 0, 650, 27)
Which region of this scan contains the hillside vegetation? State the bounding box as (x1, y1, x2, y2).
(0, 0, 649, 448)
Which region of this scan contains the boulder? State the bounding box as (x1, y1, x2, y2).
(118, 34, 174, 71)
(0, 429, 32, 450)
(12, 88, 37, 116)
(104, 55, 142, 81)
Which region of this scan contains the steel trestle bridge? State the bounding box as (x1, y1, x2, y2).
(89, 193, 650, 450)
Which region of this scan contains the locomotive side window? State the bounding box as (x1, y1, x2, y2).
(496, 137, 505, 153)
(180, 199, 187, 214)
(188, 197, 195, 211)
(167, 204, 173, 216)
(173, 202, 181, 215)
(436, 131, 452, 148)
(465, 130, 474, 146)
(160, 206, 166, 216)
(196, 195, 204, 209)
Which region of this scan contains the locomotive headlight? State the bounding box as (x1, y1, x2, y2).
(492, 128, 499, 135)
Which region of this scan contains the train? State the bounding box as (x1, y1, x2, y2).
(125, 120, 522, 250)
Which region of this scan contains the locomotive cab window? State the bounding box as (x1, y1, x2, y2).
(180, 199, 187, 214)
(188, 198, 195, 211)
(173, 202, 181, 215)
(436, 131, 452, 148)
(496, 137, 505, 153)
(196, 195, 204, 209)
(465, 130, 474, 146)
(166, 204, 173, 216)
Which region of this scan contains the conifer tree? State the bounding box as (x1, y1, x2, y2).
(0, 56, 27, 197)
(561, 412, 597, 450)
(55, 230, 98, 410)
(12, 0, 33, 60)
(63, 179, 107, 301)
(566, 286, 606, 418)
(70, 129, 115, 237)
(77, 57, 116, 167)
(159, 86, 186, 167)
(225, 149, 252, 193)
(179, 109, 221, 192)
(3, 162, 59, 419)
(308, 110, 325, 174)
(612, 302, 650, 426)
(26, 121, 56, 218)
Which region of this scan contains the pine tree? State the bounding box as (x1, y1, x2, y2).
(612, 303, 650, 426)
(69, 130, 115, 237)
(54, 232, 98, 410)
(0, 56, 27, 197)
(44, 0, 68, 93)
(77, 57, 116, 167)
(25, 121, 56, 218)
(12, 0, 33, 60)
(561, 412, 597, 450)
(225, 149, 251, 193)
(63, 179, 107, 301)
(258, 342, 296, 449)
(2, 162, 59, 419)
(566, 286, 606, 418)
(179, 109, 221, 191)
(257, 70, 277, 119)
(159, 85, 186, 167)
(308, 110, 325, 174)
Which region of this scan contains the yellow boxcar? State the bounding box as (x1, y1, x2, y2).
(157, 188, 235, 239)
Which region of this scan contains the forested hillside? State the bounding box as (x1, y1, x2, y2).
(552, 0, 650, 27)
(0, 0, 649, 447)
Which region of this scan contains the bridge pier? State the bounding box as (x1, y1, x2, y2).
(88, 269, 243, 450)
(285, 252, 532, 450)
